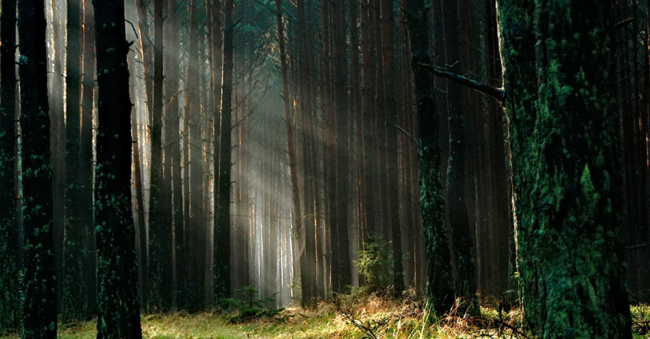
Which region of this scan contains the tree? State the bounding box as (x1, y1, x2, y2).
(0, 0, 20, 330)
(405, 0, 455, 315)
(93, 0, 142, 336)
(18, 0, 58, 336)
(215, 0, 235, 302)
(147, 0, 174, 311)
(497, 0, 632, 336)
(79, 0, 97, 316)
(379, 0, 404, 295)
(63, 0, 93, 320)
(441, 0, 476, 311)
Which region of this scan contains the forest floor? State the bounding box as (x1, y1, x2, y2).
(2, 292, 649, 338)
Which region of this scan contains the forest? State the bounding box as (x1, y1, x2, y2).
(1, 0, 650, 338)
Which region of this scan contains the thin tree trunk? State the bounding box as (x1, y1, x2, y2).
(79, 0, 97, 316)
(147, 0, 173, 311)
(215, 0, 235, 301)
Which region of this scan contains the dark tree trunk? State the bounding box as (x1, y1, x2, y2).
(79, 0, 97, 316)
(62, 0, 90, 321)
(0, 0, 20, 329)
(380, 0, 404, 295)
(406, 0, 455, 315)
(147, 0, 173, 311)
(215, 0, 234, 302)
(442, 0, 476, 312)
(18, 0, 57, 336)
(361, 0, 379, 242)
(93, 0, 142, 336)
(183, 0, 205, 311)
(331, 0, 351, 293)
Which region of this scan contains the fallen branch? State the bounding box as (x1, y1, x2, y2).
(417, 63, 505, 102)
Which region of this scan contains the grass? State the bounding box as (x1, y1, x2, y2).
(1, 295, 649, 338)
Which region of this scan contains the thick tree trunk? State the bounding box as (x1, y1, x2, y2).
(498, 0, 632, 336)
(94, 0, 142, 336)
(0, 0, 20, 329)
(18, 0, 57, 336)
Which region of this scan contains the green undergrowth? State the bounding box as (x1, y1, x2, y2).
(1, 298, 648, 338)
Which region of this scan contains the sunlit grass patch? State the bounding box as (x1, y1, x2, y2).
(1, 300, 649, 338)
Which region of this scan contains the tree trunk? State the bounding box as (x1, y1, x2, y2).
(215, 0, 235, 301)
(380, 0, 404, 295)
(79, 0, 97, 316)
(442, 0, 476, 312)
(0, 0, 20, 329)
(62, 0, 90, 321)
(18, 0, 57, 336)
(498, 0, 632, 336)
(94, 0, 142, 337)
(406, 0, 455, 315)
(147, 0, 173, 311)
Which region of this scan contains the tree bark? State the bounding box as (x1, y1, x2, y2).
(498, 0, 632, 336)
(147, 0, 174, 311)
(19, 0, 58, 336)
(215, 0, 235, 302)
(0, 0, 20, 329)
(406, 0, 455, 315)
(94, 0, 142, 337)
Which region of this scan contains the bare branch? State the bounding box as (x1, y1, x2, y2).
(417, 63, 505, 102)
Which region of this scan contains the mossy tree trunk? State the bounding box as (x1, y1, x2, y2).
(18, 0, 57, 336)
(0, 0, 20, 330)
(93, 0, 142, 337)
(406, 0, 455, 316)
(497, 0, 633, 337)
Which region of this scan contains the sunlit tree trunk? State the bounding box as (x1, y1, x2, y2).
(135, 0, 153, 117)
(79, 0, 97, 316)
(50, 0, 66, 310)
